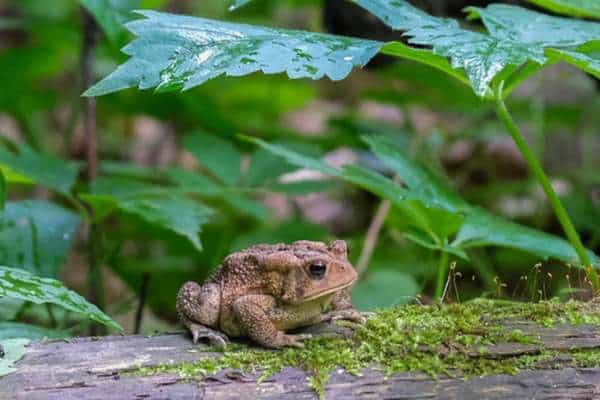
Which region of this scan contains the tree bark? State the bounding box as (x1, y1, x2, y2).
(1, 320, 599, 400)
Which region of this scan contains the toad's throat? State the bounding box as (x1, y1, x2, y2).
(301, 278, 357, 302)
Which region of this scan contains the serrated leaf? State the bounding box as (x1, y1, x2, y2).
(0, 338, 28, 377)
(466, 4, 600, 47)
(118, 195, 213, 251)
(355, 1, 600, 97)
(0, 266, 121, 331)
(80, 0, 140, 44)
(248, 136, 600, 268)
(526, 0, 600, 19)
(183, 132, 242, 186)
(0, 201, 81, 278)
(0, 322, 68, 341)
(354, 0, 543, 97)
(84, 10, 382, 96)
(0, 145, 79, 196)
(363, 135, 467, 212)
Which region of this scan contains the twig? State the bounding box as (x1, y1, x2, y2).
(80, 8, 104, 335)
(356, 196, 392, 275)
(134, 273, 150, 334)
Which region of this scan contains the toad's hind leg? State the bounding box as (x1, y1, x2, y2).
(233, 295, 312, 349)
(176, 281, 229, 348)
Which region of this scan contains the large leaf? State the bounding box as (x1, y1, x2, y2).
(84, 10, 382, 96)
(0, 201, 80, 278)
(80, 0, 140, 44)
(228, 0, 252, 11)
(183, 132, 241, 186)
(355, 1, 600, 96)
(525, 0, 600, 19)
(0, 266, 121, 330)
(0, 145, 79, 196)
(118, 195, 213, 251)
(0, 338, 28, 377)
(453, 208, 599, 266)
(247, 136, 600, 268)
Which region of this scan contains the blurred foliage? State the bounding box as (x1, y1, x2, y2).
(0, 0, 598, 342)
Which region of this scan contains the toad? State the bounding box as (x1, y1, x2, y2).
(176, 240, 365, 348)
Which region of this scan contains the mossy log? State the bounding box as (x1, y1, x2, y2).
(1, 316, 600, 399)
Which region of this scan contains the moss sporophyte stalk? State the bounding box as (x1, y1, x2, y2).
(135, 299, 600, 397)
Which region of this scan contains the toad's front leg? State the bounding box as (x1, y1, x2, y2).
(232, 295, 312, 349)
(320, 288, 367, 324)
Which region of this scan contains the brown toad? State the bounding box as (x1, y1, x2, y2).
(176, 240, 364, 348)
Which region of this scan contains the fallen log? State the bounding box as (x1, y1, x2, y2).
(2, 301, 600, 399)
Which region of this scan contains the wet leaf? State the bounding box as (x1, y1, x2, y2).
(525, 0, 600, 19)
(355, 1, 600, 96)
(84, 10, 382, 96)
(228, 0, 252, 11)
(0, 338, 28, 377)
(0, 266, 121, 330)
(0, 144, 79, 196)
(80, 0, 140, 44)
(0, 201, 81, 278)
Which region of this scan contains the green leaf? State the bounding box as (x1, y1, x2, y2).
(362, 135, 467, 212)
(0, 266, 121, 331)
(525, 0, 600, 19)
(0, 145, 79, 196)
(355, 1, 600, 97)
(0, 201, 81, 278)
(352, 270, 420, 310)
(183, 132, 242, 186)
(84, 10, 382, 96)
(0, 322, 68, 341)
(453, 208, 600, 266)
(80, 0, 140, 44)
(354, 0, 544, 96)
(547, 48, 600, 79)
(0, 338, 28, 377)
(466, 5, 600, 47)
(118, 195, 213, 251)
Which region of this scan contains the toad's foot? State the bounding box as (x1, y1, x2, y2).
(280, 333, 312, 348)
(322, 309, 367, 325)
(188, 323, 229, 349)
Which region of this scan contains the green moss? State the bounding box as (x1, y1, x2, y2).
(135, 299, 600, 398)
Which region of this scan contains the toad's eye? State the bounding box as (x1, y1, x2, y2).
(308, 262, 327, 280)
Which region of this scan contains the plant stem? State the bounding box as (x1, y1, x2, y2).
(134, 273, 150, 334)
(435, 250, 450, 301)
(495, 86, 599, 294)
(81, 8, 104, 334)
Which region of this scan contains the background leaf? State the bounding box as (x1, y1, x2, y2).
(80, 0, 140, 44)
(84, 10, 382, 96)
(525, 0, 600, 19)
(0, 322, 68, 341)
(0, 145, 79, 196)
(0, 266, 121, 330)
(183, 132, 242, 186)
(352, 270, 420, 310)
(0, 201, 81, 278)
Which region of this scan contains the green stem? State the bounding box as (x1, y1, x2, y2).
(435, 250, 450, 301)
(494, 84, 599, 294)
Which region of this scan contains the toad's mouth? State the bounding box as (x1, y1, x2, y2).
(301, 276, 357, 302)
